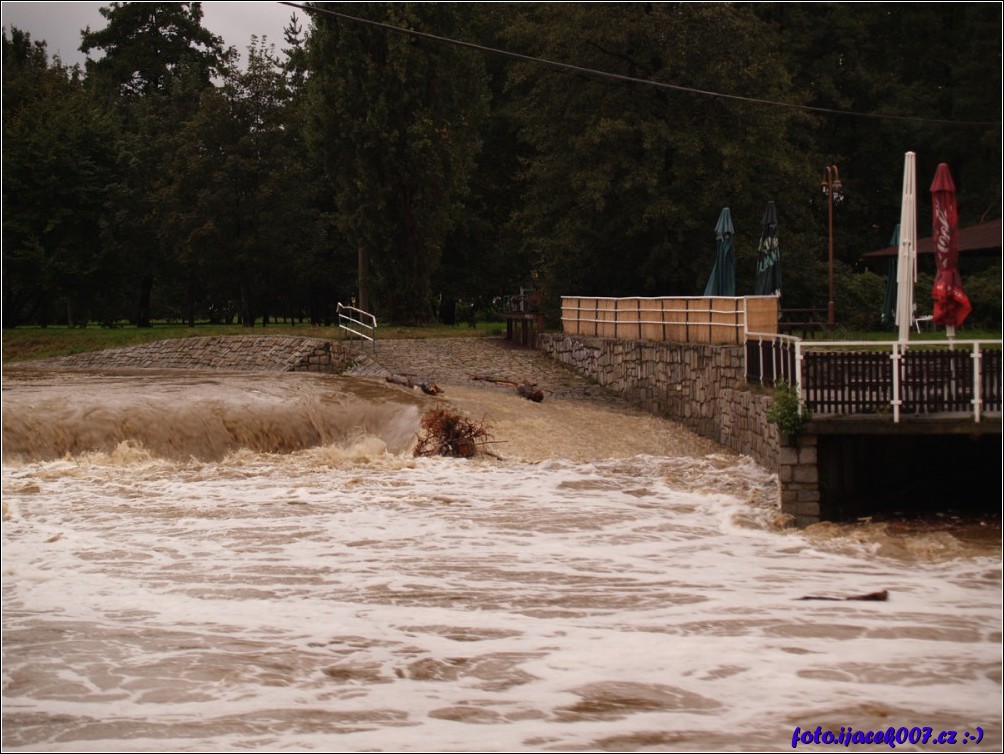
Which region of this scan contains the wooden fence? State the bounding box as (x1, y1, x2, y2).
(561, 295, 779, 345)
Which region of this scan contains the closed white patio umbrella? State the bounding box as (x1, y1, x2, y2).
(895, 152, 917, 342)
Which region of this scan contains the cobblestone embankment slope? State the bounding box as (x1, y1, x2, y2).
(12, 334, 606, 399)
(11, 335, 344, 373)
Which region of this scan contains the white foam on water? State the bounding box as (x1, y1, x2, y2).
(2, 371, 1000, 751)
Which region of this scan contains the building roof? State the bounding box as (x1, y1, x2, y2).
(861, 218, 1001, 258)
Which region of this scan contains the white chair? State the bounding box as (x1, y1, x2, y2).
(913, 304, 933, 333)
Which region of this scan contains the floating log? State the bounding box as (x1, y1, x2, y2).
(797, 590, 889, 602)
(516, 383, 544, 402)
(386, 373, 442, 395)
(468, 373, 545, 402)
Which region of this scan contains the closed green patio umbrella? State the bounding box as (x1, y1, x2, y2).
(703, 207, 735, 296)
(754, 201, 781, 296)
(880, 224, 899, 328)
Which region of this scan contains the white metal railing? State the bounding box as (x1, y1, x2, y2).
(746, 331, 800, 387)
(337, 303, 377, 350)
(747, 335, 1002, 424)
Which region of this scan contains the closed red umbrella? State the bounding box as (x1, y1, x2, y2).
(930, 163, 971, 332)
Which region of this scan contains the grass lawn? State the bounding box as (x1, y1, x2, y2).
(801, 326, 1002, 344)
(2, 321, 508, 363)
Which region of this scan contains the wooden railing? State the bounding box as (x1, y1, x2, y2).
(561, 295, 779, 345)
(746, 336, 1002, 423)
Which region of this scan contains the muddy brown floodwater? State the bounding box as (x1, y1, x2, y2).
(2, 361, 1000, 752)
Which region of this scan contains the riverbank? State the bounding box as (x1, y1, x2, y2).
(6, 333, 998, 548)
(0, 322, 507, 363)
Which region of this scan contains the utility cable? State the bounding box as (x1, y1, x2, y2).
(279, 1, 1000, 129)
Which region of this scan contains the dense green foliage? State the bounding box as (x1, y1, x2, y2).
(307, 3, 489, 323)
(2, 28, 119, 326)
(505, 4, 817, 309)
(3, 3, 1001, 329)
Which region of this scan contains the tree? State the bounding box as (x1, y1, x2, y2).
(504, 4, 815, 314)
(434, 4, 533, 323)
(280, 13, 351, 326)
(2, 28, 118, 327)
(307, 3, 489, 323)
(80, 1, 233, 326)
(759, 4, 1002, 264)
(5, 5, 996, 329)
(155, 35, 321, 327)
(281, 12, 310, 93)
(80, 1, 229, 100)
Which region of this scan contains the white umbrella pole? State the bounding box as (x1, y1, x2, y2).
(895, 152, 917, 343)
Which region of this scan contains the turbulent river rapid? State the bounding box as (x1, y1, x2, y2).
(2, 368, 1000, 751)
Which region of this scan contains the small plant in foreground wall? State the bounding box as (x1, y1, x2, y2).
(766, 381, 810, 437)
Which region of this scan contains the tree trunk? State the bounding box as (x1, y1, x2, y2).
(185, 275, 196, 327)
(136, 275, 153, 328)
(240, 282, 254, 328)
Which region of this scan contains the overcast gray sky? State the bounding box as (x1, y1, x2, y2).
(1, 1, 302, 67)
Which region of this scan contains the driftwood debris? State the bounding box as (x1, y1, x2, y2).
(797, 590, 889, 602)
(386, 373, 442, 395)
(516, 383, 545, 402)
(468, 373, 544, 402)
(413, 407, 496, 459)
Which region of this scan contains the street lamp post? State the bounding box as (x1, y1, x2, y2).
(821, 164, 844, 326)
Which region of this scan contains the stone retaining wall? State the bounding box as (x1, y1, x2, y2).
(37, 335, 350, 374)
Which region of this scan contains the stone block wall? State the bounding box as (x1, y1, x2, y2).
(779, 434, 821, 527)
(539, 333, 745, 439)
(719, 386, 780, 470)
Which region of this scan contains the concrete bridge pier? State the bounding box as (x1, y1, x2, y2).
(778, 434, 821, 527)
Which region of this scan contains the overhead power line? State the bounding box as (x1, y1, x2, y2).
(279, 0, 1000, 129)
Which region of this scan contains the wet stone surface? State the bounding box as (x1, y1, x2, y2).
(343, 337, 616, 403)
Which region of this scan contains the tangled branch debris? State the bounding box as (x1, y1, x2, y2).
(413, 408, 496, 458)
